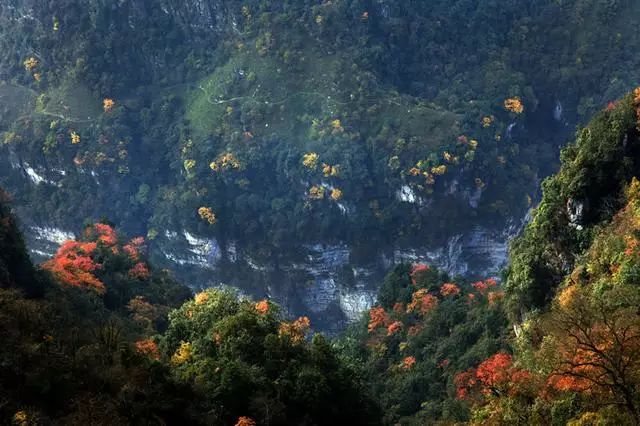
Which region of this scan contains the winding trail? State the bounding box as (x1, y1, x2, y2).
(194, 82, 402, 110)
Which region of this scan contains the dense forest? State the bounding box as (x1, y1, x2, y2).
(0, 191, 378, 424)
(3, 0, 634, 245)
(342, 88, 640, 423)
(4, 90, 640, 423)
(4, 1, 640, 424)
(3, 0, 640, 328)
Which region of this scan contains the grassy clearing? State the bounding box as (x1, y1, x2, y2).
(184, 44, 459, 151)
(0, 82, 35, 126)
(39, 79, 102, 124)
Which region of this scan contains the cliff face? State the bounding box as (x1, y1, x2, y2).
(22, 209, 519, 333)
(0, 88, 548, 333)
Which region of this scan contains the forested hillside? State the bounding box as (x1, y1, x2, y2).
(344, 89, 640, 424)
(5, 89, 640, 423)
(2, 0, 640, 328)
(5, 1, 640, 424)
(0, 192, 377, 425)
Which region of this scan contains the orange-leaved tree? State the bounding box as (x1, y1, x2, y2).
(540, 283, 640, 422)
(454, 353, 534, 403)
(43, 241, 104, 293)
(44, 222, 152, 297)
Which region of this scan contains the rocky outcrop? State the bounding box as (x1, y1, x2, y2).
(20, 203, 519, 332)
(23, 215, 518, 333)
(26, 226, 75, 260)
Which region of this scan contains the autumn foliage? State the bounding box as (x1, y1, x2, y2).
(387, 320, 402, 336)
(194, 291, 209, 305)
(198, 206, 217, 224)
(402, 356, 416, 370)
(471, 277, 497, 293)
(43, 241, 104, 293)
(135, 339, 161, 360)
(210, 152, 241, 172)
(127, 296, 158, 329)
(454, 353, 532, 401)
(234, 417, 256, 426)
(487, 290, 505, 305)
(455, 178, 640, 423)
(634, 87, 640, 124)
(70, 131, 81, 144)
(407, 289, 438, 315)
(129, 262, 150, 280)
(103, 98, 115, 113)
(540, 284, 640, 417)
(330, 187, 343, 201)
(440, 283, 460, 296)
(302, 152, 319, 169)
(504, 97, 524, 114)
(409, 263, 429, 285)
(357, 262, 512, 423)
(87, 223, 118, 246)
(123, 237, 145, 261)
(255, 300, 269, 314)
(368, 306, 389, 332)
(278, 316, 311, 343)
(23, 57, 38, 71)
(43, 223, 152, 294)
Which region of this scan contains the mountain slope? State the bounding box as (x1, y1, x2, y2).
(3, 0, 640, 328)
(0, 191, 377, 425)
(342, 264, 509, 424)
(461, 174, 640, 424)
(343, 88, 640, 425)
(506, 90, 640, 317)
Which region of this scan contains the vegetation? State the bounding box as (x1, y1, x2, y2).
(344, 89, 640, 424)
(0, 193, 376, 425)
(506, 90, 640, 317)
(342, 264, 509, 424)
(5, 2, 640, 424)
(4, 0, 639, 265)
(162, 289, 378, 424)
(6, 90, 640, 424)
(454, 177, 640, 425)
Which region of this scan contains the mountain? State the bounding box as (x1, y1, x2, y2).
(455, 91, 640, 424)
(506, 90, 640, 317)
(3, 0, 640, 330)
(0, 193, 377, 425)
(344, 89, 640, 424)
(4, 88, 640, 423)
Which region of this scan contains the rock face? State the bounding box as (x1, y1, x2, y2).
(390, 222, 523, 278)
(22, 213, 519, 333)
(27, 226, 75, 260)
(150, 228, 518, 333)
(157, 224, 522, 332)
(6, 141, 525, 333)
(7, 126, 524, 333)
(567, 198, 586, 230)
